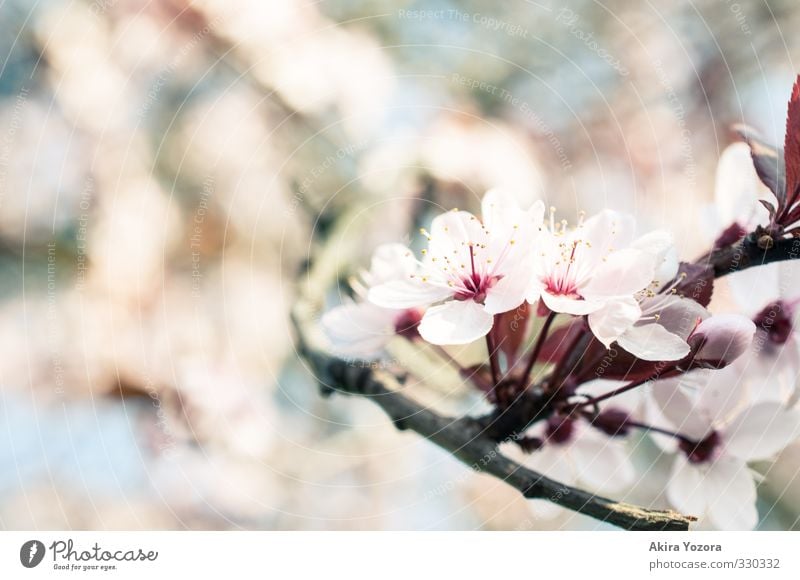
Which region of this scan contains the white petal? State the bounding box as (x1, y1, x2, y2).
(714, 142, 761, 226)
(417, 300, 494, 345)
(644, 295, 708, 340)
(704, 456, 758, 530)
(641, 389, 680, 453)
(727, 264, 780, 315)
(724, 403, 800, 461)
(321, 303, 396, 359)
(570, 433, 635, 493)
(578, 379, 644, 413)
(588, 297, 641, 348)
(481, 188, 545, 232)
(631, 230, 680, 286)
(667, 454, 709, 518)
(368, 279, 452, 309)
(689, 365, 750, 426)
(650, 375, 713, 440)
(541, 291, 604, 315)
(582, 249, 656, 298)
(631, 229, 674, 259)
(428, 210, 487, 259)
(579, 210, 636, 264)
(525, 446, 574, 520)
(368, 243, 417, 283)
(525, 279, 544, 306)
(778, 261, 800, 301)
(484, 263, 531, 314)
(693, 315, 756, 366)
(617, 323, 691, 361)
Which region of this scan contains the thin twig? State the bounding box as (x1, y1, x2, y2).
(516, 311, 557, 391)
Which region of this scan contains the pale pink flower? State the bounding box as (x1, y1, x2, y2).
(519, 413, 635, 519)
(322, 243, 422, 359)
(526, 209, 658, 316)
(688, 314, 757, 369)
(369, 189, 545, 345)
(653, 370, 800, 529)
(724, 261, 800, 405)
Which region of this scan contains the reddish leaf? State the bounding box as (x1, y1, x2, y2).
(673, 262, 714, 307)
(536, 319, 583, 363)
(712, 222, 747, 249)
(734, 123, 786, 201)
(784, 75, 800, 209)
(492, 303, 530, 367)
(759, 199, 777, 220)
(590, 348, 665, 383)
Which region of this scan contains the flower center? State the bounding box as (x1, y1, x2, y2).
(545, 415, 575, 445)
(679, 430, 721, 464)
(394, 309, 423, 339)
(753, 300, 795, 345)
(543, 240, 584, 299)
(453, 244, 500, 303)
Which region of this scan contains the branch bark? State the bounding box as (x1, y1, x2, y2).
(707, 233, 800, 278)
(293, 311, 695, 531)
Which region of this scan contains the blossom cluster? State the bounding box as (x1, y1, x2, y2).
(320, 79, 800, 530)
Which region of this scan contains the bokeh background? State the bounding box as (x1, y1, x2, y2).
(1, 0, 800, 530)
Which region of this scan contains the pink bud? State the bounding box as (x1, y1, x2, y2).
(688, 314, 756, 368)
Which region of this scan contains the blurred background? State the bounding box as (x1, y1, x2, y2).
(1, 0, 799, 530)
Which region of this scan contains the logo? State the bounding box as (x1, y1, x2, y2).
(20, 540, 46, 568)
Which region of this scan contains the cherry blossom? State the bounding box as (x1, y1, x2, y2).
(517, 412, 635, 518)
(368, 189, 544, 345)
(722, 262, 800, 405)
(321, 243, 422, 359)
(652, 370, 800, 529)
(686, 314, 757, 369)
(526, 209, 657, 315)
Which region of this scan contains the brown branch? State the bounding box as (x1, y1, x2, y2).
(293, 310, 695, 531)
(707, 233, 800, 278)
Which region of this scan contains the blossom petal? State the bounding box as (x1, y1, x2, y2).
(632, 230, 679, 284)
(428, 210, 487, 259)
(703, 456, 758, 530)
(481, 188, 545, 232)
(417, 300, 493, 345)
(579, 210, 636, 264)
(321, 302, 396, 359)
(525, 446, 574, 520)
(714, 142, 762, 227)
(484, 263, 531, 314)
(541, 291, 604, 315)
(588, 297, 641, 348)
(693, 314, 756, 366)
(582, 249, 656, 298)
(667, 454, 709, 518)
(644, 295, 708, 340)
(724, 402, 800, 461)
(368, 243, 418, 283)
(693, 366, 750, 426)
(727, 264, 780, 315)
(616, 323, 691, 361)
(631, 229, 673, 258)
(368, 279, 452, 309)
(650, 375, 713, 440)
(569, 432, 635, 493)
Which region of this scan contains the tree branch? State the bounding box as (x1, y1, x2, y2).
(293, 310, 695, 531)
(707, 233, 800, 278)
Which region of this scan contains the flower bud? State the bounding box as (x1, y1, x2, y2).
(687, 314, 756, 369)
(590, 408, 631, 437)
